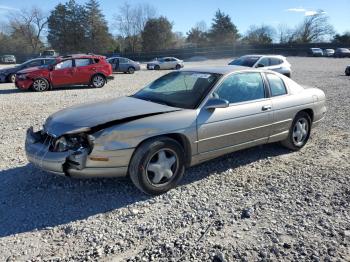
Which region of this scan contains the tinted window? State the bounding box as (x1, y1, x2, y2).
(215, 73, 265, 103)
(75, 58, 91, 67)
(269, 58, 282, 66)
(119, 58, 128, 63)
(258, 57, 269, 67)
(133, 71, 220, 109)
(229, 56, 260, 67)
(55, 60, 73, 70)
(25, 60, 42, 67)
(266, 73, 287, 96)
(44, 59, 56, 65)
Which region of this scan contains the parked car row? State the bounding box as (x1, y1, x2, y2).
(308, 47, 350, 58)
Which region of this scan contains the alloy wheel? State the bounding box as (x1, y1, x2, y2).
(33, 79, 48, 91)
(93, 75, 105, 87)
(292, 118, 309, 146)
(146, 149, 178, 185)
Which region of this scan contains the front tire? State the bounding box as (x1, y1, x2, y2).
(129, 137, 185, 195)
(154, 65, 160, 70)
(8, 74, 16, 83)
(175, 64, 181, 70)
(91, 74, 106, 88)
(32, 78, 50, 92)
(281, 111, 311, 150)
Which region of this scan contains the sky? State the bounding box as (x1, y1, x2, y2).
(0, 0, 349, 36)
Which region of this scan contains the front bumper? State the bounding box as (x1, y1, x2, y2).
(107, 75, 114, 81)
(25, 127, 131, 178)
(15, 79, 33, 90)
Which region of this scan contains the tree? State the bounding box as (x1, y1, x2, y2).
(187, 22, 208, 47)
(114, 2, 157, 52)
(47, 0, 88, 53)
(293, 11, 335, 43)
(208, 9, 240, 45)
(277, 24, 296, 44)
(141, 16, 173, 51)
(8, 7, 47, 54)
(243, 25, 276, 44)
(332, 32, 350, 45)
(85, 0, 113, 53)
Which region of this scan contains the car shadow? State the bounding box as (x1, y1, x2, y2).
(0, 88, 22, 95)
(0, 143, 290, 237)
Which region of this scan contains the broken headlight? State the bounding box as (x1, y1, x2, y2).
(17, 73, 29, 80)
(53, 134, 93, 152)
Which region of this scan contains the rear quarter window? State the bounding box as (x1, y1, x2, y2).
(266, 73, 287, 96)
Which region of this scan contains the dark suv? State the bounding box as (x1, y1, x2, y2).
(15, 54, 113, 92)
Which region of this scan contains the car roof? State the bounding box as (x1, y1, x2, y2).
(181, 65, 260, 75)
(241, 54, 286, 59)
(60, 54, 105, 59)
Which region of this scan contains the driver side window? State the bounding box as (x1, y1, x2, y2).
(55, 60, 73, 70)
(215, 73, 265, 104)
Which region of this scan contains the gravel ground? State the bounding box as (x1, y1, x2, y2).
(0, 57, 350, 262)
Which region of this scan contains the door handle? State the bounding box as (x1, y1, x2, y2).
(262, 105, 272, 111)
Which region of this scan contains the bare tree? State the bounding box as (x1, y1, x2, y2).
(114, 2, 157, 52)
(8, 7, 47, 53)
(243, 24, 276, 44)
(293, 11, 335, 43)
(277, 24, 296, 43)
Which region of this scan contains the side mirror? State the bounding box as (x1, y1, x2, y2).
(204, 98, 229, 110)
(48, 65, 54, 71)
(256, 63, 265, 68)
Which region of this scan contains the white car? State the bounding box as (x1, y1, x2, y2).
(147, 57, 184, 70)
(229, 55, 292, 77)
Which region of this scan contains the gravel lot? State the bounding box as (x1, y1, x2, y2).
(0, 57, 349, 261)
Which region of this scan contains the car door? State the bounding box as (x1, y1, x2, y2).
(267, 57, 284, 74)
(197, 72, 273, 154)
(50, 59, 76, 86)
(163, 58, 172, 69)
(74, 58, 95, 84)
(264, 73, 294, 142)
(118, 58, 129, 72)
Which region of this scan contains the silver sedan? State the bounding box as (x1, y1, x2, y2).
(147, 57, 184, 70)
(25, 66, 326, 195)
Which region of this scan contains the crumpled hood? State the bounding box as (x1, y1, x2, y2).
(44, 96, 180, 137)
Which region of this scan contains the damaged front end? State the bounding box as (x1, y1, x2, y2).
(25, 127, 94, 176)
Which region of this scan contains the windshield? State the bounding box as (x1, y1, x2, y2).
(133, 71, 221, 109)
(229, 56, 260, 67)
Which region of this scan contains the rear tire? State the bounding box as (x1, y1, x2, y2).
(127, 67, 135, 74)
(91, 74, 106, 88)
(129, 137, 185, 195)
(281, 111, 311, 151)
(32, 78, 50, 92)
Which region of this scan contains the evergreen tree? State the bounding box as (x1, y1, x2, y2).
(208, 9, 240, 45)
(141, 16, 173, 51)
(85, 0, 113, 53)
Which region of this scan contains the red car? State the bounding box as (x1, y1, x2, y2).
(15, 54, 113, 92)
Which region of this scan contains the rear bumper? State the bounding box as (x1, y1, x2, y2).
(25, 127, 130, 178)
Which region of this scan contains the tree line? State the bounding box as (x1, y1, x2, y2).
(0, 0, 349, 57)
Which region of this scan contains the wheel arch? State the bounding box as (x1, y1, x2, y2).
(132, 133, 192, 168)
(298, 108, 314, 123)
